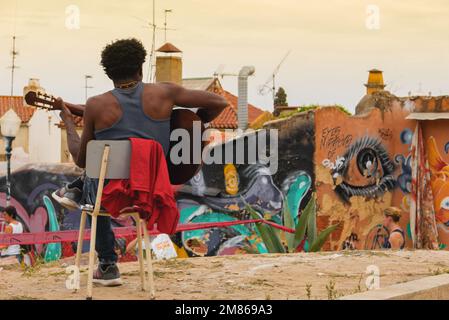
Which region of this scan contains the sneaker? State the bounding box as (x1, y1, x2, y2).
(92, 264, 123, 287)
(52, 185, 82, 210)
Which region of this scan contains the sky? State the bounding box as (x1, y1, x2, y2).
(0, 0, 448, 112)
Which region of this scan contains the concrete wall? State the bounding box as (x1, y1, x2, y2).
(314, 102, 415, 250)
(174, 112, 315, 256)
(28, 109, 61, 163)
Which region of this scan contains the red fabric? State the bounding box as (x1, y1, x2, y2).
(101, 138, 179, 234)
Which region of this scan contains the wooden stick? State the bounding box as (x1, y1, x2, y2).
(86, 145, 110, 300)
(86, 212, 97, 300)
(135, 214, 146, 291)
(142, 221, 155, 299)
(74, 210, 87, 292)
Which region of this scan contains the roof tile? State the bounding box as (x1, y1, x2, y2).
(0, 96, 36, 123)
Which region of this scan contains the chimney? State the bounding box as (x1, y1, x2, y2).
(237, 66, 255, 130)
(155, 43, 183, 85)
(365, 69, 386, 95)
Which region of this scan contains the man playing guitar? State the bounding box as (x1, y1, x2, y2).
(56, 38, 227, 286)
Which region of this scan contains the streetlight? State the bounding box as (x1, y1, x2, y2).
(84, 75, 93, 102)
(164, 9, 173, 42)
(0, 108, 21, 206)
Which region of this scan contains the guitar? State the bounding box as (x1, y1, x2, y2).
(24, 89, 206, 185)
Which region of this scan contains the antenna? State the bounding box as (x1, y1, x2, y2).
(164, 9, 173, 43)
(258, 50, 291, 107)
(213, 65, 225, 78)
(84, 75, 93, 101)
(149, 0, 157, 83)
(213, 65, 239, 79)
(134, 2, 175, 82)
(8, 36, 19, 96)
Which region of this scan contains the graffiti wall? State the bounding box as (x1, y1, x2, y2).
(0, 164, 135, 262)
(419, 118, 449, 249)
(175, 112, 316, 256)
(6, 95, 449, 259)
(314, 101, 416, 250)
(1, 111, 316, 260)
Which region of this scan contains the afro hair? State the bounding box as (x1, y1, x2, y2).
(100, 38, 147, 81)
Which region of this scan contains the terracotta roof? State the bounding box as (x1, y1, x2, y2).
(208, 90, 265, 129)
(0, 96, 36, 123)
(222, 90, 265, 124)
(209, 105, 238, 129)
(157, 42, 182, 53)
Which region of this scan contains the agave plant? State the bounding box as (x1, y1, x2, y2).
(244, 202, 286, 253)
(283, 193, 339, 252)
(244, 193, 339, 253)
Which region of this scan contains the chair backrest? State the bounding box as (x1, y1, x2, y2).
(85, 140, 131, 179)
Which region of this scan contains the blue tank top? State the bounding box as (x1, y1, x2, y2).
(94, 82, 170, 155)
(383, 229, 405, 249)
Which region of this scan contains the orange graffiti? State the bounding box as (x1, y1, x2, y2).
(427, 136, 449, 224)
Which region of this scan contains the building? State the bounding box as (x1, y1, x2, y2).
(355, 69, 387, 115)
(0, 95, 62, 172)
(0, 96, 35, 162)
(1, 77, 63, 167)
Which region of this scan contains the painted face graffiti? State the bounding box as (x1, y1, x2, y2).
(331, 136, 396, 203)
(427, 136, 449, 225)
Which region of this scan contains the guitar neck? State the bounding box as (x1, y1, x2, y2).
(64, 102, 85, 117)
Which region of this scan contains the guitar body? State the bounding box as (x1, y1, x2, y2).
(24, 89, 206, 185)
(168, 109, 206, 185)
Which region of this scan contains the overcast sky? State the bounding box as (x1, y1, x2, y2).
(0, 0, 448, 112)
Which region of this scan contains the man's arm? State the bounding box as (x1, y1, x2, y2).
(58, 98, 95, 168)
(63, 102, 86, 117)
(162, 82, 228, 123)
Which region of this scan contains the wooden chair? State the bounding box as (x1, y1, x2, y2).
(74, 140, 155, 300)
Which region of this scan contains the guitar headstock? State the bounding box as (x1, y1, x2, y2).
(24, 90, 57, 110)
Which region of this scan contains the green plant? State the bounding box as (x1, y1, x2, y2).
(243, 194, 338, 254)
(283, 194, 339, 253)
(244, 201, 285, 253)
(277, 104, 352, 119)
(335, 104, 352, 115)
(305, 283, 312, 299)
(326, 280, 337, 300)
(274, 87, 288, 107)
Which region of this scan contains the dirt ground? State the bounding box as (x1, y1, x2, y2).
(1, 250, 449, 300)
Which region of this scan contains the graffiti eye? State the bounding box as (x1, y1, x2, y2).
(441, 197, 449, 210)
(357, 148, 378, 178)
(332, 136, 395, 203)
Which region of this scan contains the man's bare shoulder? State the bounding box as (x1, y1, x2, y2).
(85, 92, 115, 113)
(86, 92, 114, 105)
(143, 82, 172, 93)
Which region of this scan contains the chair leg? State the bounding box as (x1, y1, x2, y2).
(142, 222, 155, 299)
(75, 211, 87, 269)
(135, 216, 146, 291)
(86, 212, 98, 300)
(74, 210, 87, 292)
